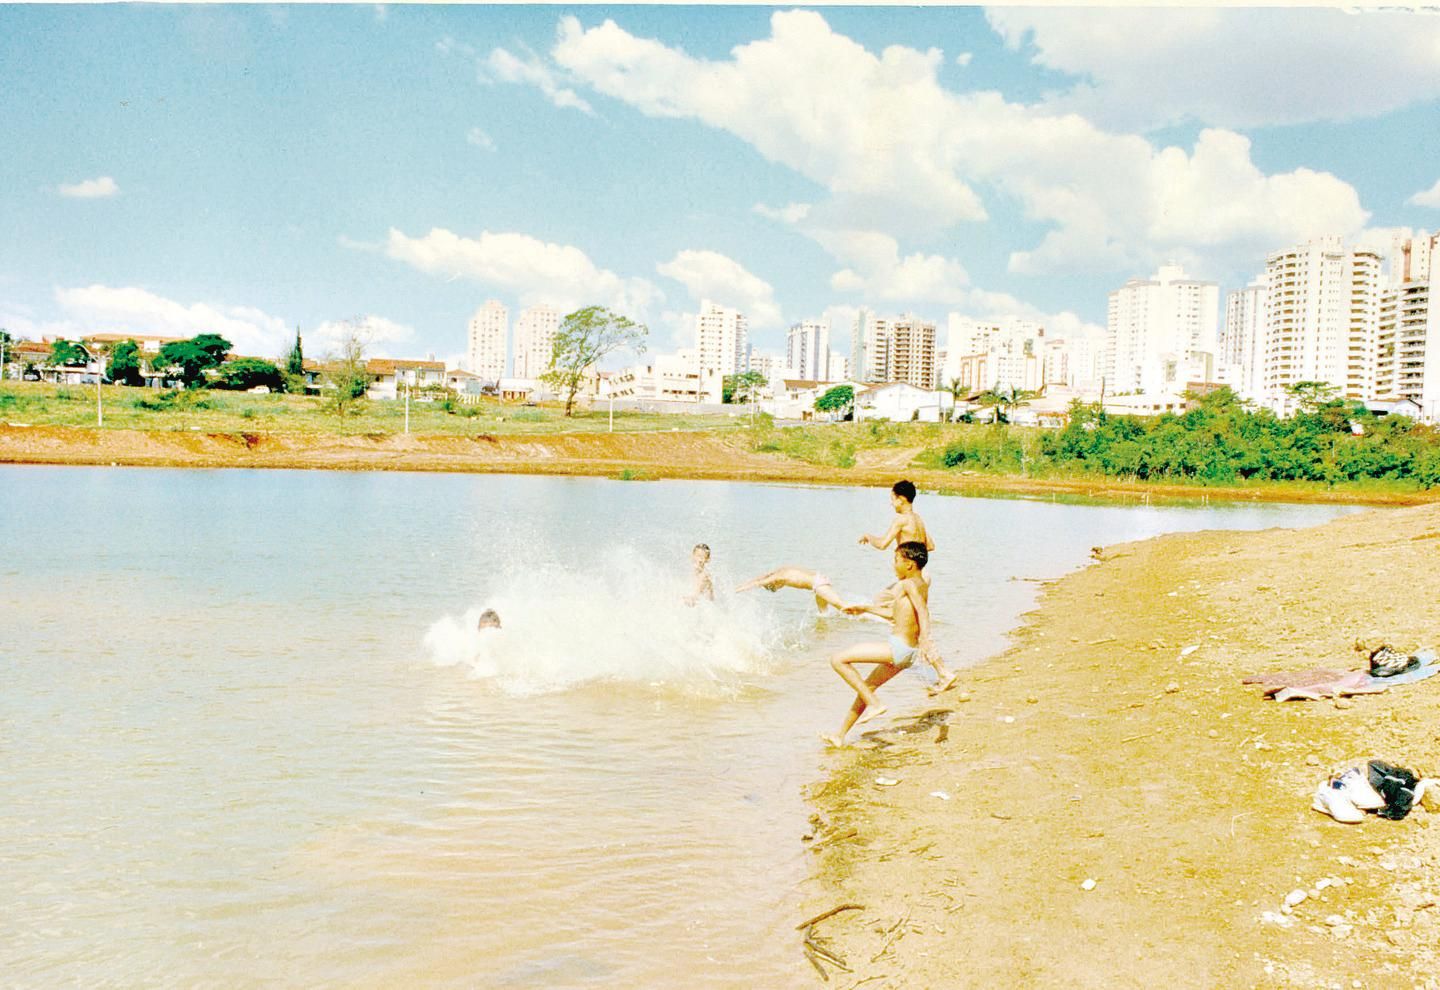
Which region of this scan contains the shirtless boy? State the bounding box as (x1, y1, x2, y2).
(683, 543, 715, 606)
(858, 480, 934, 568)
(821, 541, 935, 746)
(735, 566, 847, 612)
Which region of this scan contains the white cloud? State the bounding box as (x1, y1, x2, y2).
(543, 11, 1368, 277)
(484, 46, 593, 114)
(58, 176, 118, 199)
(436, 36, 476, 58)
(1410, 179, 1440, 209)
(385, 226, 660, 318)
(655, 249, 783, 329)
(954, 52, 973, 67)
(986, 7, 1440, 131)
(466, 127, 496, 151)
(753, 202, 811, 225)
(308, 315, 416, 359)
(53, 285, 290, 356)
(337, 234, 382, 253)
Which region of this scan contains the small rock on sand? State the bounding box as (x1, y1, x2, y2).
(1164, 682, 1180, 694)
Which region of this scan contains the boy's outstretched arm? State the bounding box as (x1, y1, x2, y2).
(858, 519, 902, 549)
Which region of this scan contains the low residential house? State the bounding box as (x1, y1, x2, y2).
(1364, 397, 1424, 420)
(1102, 393, 1188, 417)
(854, 382, 953, 423)
(366, 358, 445, 400)
(603, 353, 721, 405)
(6, 339, 52, 379)
(445, 368, 484, 396)
(497, 377, 536, 402)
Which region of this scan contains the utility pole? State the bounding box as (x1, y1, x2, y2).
(404, 380, 410, 434)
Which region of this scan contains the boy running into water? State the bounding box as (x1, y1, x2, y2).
(858, 480, 934, 574)
(683, 543, 715, 606)
(735, 566, 847, 612)
(822, 542, 941, 747)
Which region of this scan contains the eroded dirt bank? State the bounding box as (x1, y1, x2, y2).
(800, 503, 1440, 989)
(1, 423, 1429, 506)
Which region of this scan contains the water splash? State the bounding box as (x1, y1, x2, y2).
(423, 547, 789, 696)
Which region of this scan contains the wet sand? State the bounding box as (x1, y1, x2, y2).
(801, 503, 1440, 988)
(1, 423, 1431, 506)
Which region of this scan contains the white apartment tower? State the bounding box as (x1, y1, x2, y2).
(1221, 281, 1268, 404)
(694, 300, 749, 377)
(1261, 238, 1381, 412)
(468, 300, 508, 382)
(512, 305, 561, 379)
(851, 309, 892, 383)
(786, 319, 830, 381)
(1375, 231, 1440, 419)
(1105, 264, 1219, 395)
(889, 314, 937, 390)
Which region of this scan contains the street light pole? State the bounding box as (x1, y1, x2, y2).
(404, 381, 410, 434)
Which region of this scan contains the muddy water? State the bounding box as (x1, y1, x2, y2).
(0, 466, 1362, 987)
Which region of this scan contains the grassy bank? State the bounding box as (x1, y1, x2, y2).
(0, 381, 746, 437)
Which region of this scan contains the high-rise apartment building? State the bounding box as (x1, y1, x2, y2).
(889, 314, 936, 390)
(468, 300, 508, 382)
(1105, 264, 1219, 395)
(786, 319, 830, 381)
(1261, 238, 1381, 412)
(829, 351, 850, 382)
(851, 309, 891, 383)
(1375, 231, 1440, 419)
(512, 305, 561, 379)
(1221, 281, 1268, 404)
(694, 300, 748, 376)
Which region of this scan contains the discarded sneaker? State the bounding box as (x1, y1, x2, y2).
(1368, 645, 1420, 678)
(1313, 779, 1364, 824)
(1336, 767, 1386, 811)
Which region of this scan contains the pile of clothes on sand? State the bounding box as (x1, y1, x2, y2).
(1312, 760, 1440, 824)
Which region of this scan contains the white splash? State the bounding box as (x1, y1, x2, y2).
(423, 547, 787, 696)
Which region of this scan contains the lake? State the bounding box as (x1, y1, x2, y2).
(0, 466, 1364, 987)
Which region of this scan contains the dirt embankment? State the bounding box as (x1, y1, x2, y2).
(799, 503, 1440, 989)
(1, 423, 1431, 506)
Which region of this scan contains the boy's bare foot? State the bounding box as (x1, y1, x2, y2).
(927, 671, 960, 696)
(820, 733, 846, 748)
(853, 704, 887, 727)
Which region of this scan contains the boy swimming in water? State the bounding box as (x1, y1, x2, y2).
(477, 609, 502, 631)
(822, 542, 937, 746)
(683, 543, 715, 606)
(735, 566, 848, 612)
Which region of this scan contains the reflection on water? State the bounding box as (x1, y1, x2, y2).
(0, 466, 1364, 987)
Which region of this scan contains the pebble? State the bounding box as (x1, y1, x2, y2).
(1207, 729, 1219, 738)
(1164, 682, 1180, 694)
(1334, 698, 1354, 710)
(1081, 878, 1096, 891)
(1026, 696, 1039, 705)
(1001, 716, 1015, 724)
(1325, 914, 1346, 927)
(1180, 645, 1200, 657)
(874, 777, 900, 787)
(929, 791, 950, 801)
(955, 691, 972, 703)
(1284, 889, 1308, 908)
(1305, 755, 1321, 767)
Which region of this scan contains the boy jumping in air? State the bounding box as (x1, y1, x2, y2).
(735, 566, 847, 612)
(822, 541, 936, 746)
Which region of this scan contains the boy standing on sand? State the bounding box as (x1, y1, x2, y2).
(683, 544, 715, 606)
(822, 542, 934, 746)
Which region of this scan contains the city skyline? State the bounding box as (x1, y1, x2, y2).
(3, 6, 1440, 367)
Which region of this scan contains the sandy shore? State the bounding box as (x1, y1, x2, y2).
(799, 503, 1440, 988)
(1, 423, 1431, 506)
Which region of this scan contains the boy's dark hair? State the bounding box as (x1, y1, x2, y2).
(694, 543, 710, 555)
(478, 609, 501, 627)
(896, 541, 928, 570)
(892, 480, 917, 504)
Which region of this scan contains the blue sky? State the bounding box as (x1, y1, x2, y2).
(3, 4, 1439, 364)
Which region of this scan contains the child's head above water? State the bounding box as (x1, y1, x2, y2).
(894, 540, 928, 576)
(477, 609, 502, 630)
(891, 479, 917, 508)
(692, 543, 711, 566)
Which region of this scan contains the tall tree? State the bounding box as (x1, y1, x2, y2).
(325, 319, 370, 414)
(284, 326, 305, 376)
(723, 370, 767, 404)
(541, 306, 647, 416)
(815, 384, 854, 415)
(106, 339, 144, 386)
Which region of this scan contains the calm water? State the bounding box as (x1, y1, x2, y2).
(0, 466, 1363, 988)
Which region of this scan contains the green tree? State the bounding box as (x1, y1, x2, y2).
(1286, 380, 1339, 415)
(212, 357, 284, 391)
(153, 334, 233, 387)
(106, 339, 144, 386)
(975, 385, 1035, 424)
(723, 370, 767, 404)
(815, 384, 854, 416)
(284, 326, 305, 377)
(541, 306, 647, 416)
(48, 339, 90, 367)
(324, 320, 370, 414)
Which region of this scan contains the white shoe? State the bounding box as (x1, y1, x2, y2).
(1312, 779, 1363, 824)
(1336, 767, 1385, 811)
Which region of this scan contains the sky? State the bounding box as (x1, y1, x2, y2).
(3, 4, 1440, 367)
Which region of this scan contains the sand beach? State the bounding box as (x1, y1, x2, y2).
(801, 502, 1440, 988)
